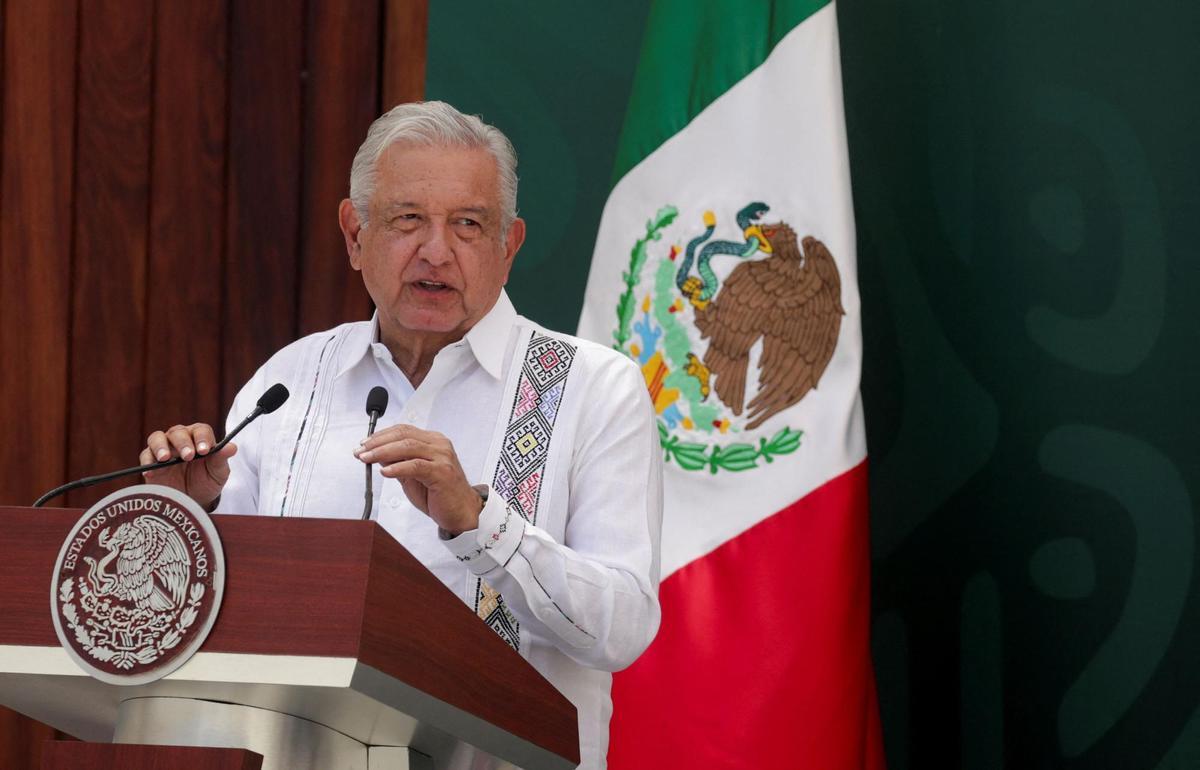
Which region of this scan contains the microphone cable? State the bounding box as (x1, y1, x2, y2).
(32, 383, 290, 507)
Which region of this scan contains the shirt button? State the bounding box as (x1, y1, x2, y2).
(387, 498, 401, 508)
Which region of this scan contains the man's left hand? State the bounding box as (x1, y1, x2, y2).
(354, 425, 484, 535)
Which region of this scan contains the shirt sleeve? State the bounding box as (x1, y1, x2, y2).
(443, 353, 664, 672)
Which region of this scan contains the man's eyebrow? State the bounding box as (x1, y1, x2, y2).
(381, 201, 423, 213)
(378, 203, 492, 217)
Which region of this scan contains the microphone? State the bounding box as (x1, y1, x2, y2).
(32, 383, 291, 508)
(256, 383, 290, 414)
(361, 386, 389, 520)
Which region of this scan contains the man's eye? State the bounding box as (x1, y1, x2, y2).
(390, 214, 421, 229)
(453, 218, 481, 228)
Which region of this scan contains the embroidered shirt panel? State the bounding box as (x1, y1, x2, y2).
(213, 291, 663, 770)
(473, 333, 577, 650)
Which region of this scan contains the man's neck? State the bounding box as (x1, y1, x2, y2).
(381, 328, 462, 388)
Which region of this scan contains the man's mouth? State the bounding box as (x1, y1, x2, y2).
(413, 280, 452, 292)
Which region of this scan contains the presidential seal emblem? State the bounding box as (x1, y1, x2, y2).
(50, 484, 225, 685)
(612, 202, 844, 473)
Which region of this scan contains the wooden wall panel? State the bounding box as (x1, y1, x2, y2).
(0, 0, 80, 756)
(0, 0, 427, 756)
(222, 0, 305, 408)
(0, 0, 430, 503)
(143, 0, 228, 435)
(66, 0, 155, 507)
(41, 740, 264, 769)
(297, 0, 378, 337)
(0, 0, 78, 508)
(383, 0, 428, 109)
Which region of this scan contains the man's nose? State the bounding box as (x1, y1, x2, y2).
(417, 223, 453, 266)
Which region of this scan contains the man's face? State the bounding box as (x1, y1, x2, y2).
(339, 143, 524, 343)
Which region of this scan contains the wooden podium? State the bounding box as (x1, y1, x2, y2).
(0, 507, 579, 770)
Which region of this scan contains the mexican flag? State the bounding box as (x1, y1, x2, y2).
(576, 1, 885, 767)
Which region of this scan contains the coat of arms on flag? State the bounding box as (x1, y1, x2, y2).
(612, 201, 843, 473)
(577, 1, 885, 767)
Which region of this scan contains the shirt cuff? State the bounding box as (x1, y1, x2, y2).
(442, 484, 524, 575)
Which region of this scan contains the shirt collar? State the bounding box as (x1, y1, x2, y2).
(335, 314, 382, 379)
(461, 289, 516, 380)
(335, 289, 517, 380)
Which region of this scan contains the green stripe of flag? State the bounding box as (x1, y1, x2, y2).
(611, 0, 830, 185)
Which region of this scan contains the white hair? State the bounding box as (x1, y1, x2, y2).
(349, 101, 518, 230)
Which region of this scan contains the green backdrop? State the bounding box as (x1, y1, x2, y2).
(427, 1, 1200, 766)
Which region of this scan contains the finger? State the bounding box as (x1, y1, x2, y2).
(204, 442, 237, 475)
(146, 430, 173, 462)
(361, 429, 457, 468)
(360, 423, 408, 446)
(380, 458, 438, 481)
(142, 443, 177, 483)
(361, 423, 443, 450)
(166, 425, 198, 461)
(395, 477, 429, 515)
(190, 423, 219, 456)
(357, 437, 439, 465)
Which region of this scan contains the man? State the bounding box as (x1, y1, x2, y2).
(140, 101, 663, 769)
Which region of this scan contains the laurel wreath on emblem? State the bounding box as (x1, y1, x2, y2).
(613, 203, 844, 473)
(58, 577, 204, 670)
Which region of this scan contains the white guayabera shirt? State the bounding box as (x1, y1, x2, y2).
(216, 290, 663, 770)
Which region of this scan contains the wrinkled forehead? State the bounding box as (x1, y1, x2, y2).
(371, 142, 503, 210)
(374, 141, 500, 187)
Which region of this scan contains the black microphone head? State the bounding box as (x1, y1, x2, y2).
(366, 386, 389, 416)
(257, 383, 290, 414)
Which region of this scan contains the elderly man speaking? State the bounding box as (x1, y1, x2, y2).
(140, 101, 663, 769)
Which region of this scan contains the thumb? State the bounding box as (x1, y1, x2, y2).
(398, 477, 428, 514)
(204, 443, 238, 478)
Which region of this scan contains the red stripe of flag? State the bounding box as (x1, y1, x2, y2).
(609, 461, 884, 769)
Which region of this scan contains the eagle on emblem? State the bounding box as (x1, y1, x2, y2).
(690, 214, 845, 430)
(83, 515, 191, 613)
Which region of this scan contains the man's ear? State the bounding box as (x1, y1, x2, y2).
(502, 217, 526, 281)
(338, 199, 364, 270)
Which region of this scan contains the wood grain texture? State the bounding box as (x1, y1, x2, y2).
(0, 499, 76, 765)
(0, 3, 432, 760)
(0, 508, 373, 655)
(382, 0, 428, 109)
(0, 4, 78, 759)
(0, 508, 79, 646)
(41, 741, 263, 770)
(297, 0, 378, 337)
(0, 706, 70, 770)
(0, 507, 576, 765)
(66, 0, 155, 508)
(361, 526, 579, 764)
(221, 0, 305, 411)
(0, 0, 78, 506)
(204, 514, 374, 656)
(143, 0, 229, 437)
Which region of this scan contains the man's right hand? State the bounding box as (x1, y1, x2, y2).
(140, 423, 235, 510)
